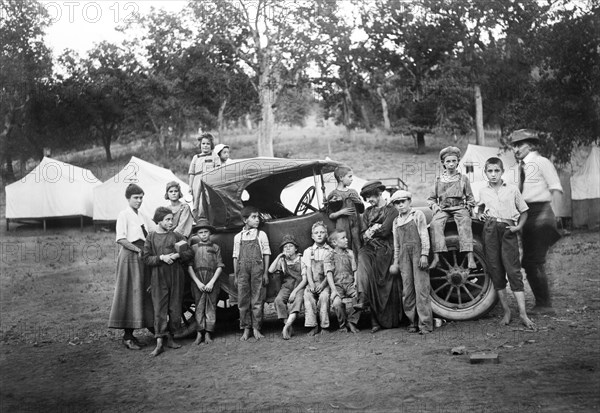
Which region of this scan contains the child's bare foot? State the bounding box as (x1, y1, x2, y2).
(282, 323, 293, 340)
(467, 252, 477, 269)
(150, 345, 164, 357)
(166, 336, 181, 349)
(193, 332, 203, 345)
(501, 310, 512, 326)
(320, 327, 329, 334)
(240, 328, 251, 341)
(307, 327, 319, 336)
(520, 315, 535, 330)
(253, 328, 265, 340)
(348, 323, 360, 333)
(150, 338, 164, 357)
(429, 254, 440, 269)
(338, 326, 347, 333)
(371, 325, 381, 334)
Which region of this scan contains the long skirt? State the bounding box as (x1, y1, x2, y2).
(356, 241, 402, 328)
(108, 246, 154, 329)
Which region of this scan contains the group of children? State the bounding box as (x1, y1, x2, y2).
(108, 144, 536, 357)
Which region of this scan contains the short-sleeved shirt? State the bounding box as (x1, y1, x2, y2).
(324, 249, 356, 284)
(520, 151, 563, 203)
(115, 207, 154, 243)
(301, 243, 333, 270)
(232, 228, 271, 258)
(478, 181, 529, 223)
(188, 153, 221, 175)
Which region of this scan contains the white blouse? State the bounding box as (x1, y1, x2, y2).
(115, 207, 155, 242)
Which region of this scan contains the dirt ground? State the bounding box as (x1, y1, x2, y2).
(0, 223, 598, 413)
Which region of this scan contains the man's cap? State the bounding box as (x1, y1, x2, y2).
(360, 180, 386, 198)
(279, 234, 299, 250)
(439, 146, 461, 161)
(192, 218, 216, 233)
(390, 190, 412, 203)
(509, 129, 540, 145)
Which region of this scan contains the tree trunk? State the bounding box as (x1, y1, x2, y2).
(343, 85, 354, 131)
(474, 84, 484, 145)
(103, 139, 113, 162)
(217, 99, 227, 139)
(416, 131, 426, 154)
(4, 153, 15, 183)
(377, 86, 391, 132)
(245, 113, 252, 130)
(360, 103, 372, 132)
(258, 77, 275, 157)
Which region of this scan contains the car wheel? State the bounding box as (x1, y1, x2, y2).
(429, 233, 497, 321)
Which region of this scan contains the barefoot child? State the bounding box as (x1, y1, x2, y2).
(143, 207, 193, 356)
(327, 165, 364, 254)
(187, 219, 225, 344)
(233, 206, 271, 341)
(303, 221, 333, 336)
(390, 190, 433, 334)
(478, 157, 535, 329)
(325, 230, 360, 333)
(428, 147, 476, 270)
(269, 234, 306, 340)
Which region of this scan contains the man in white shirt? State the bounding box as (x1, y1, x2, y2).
(511, 129, 563, 315)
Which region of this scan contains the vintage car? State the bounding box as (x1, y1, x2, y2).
(190, 157, 497, 322)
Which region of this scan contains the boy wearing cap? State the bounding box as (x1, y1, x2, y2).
(510, 129, 562, 315)
(268, 234, 306, 340)
(390, 190, 433, 334)
(143, 207, 194, 356)
(187, 219, 225, 344)
(325, 230, 361, 333)
(428, 146, 476, 270)
(478, 157, 535, 329)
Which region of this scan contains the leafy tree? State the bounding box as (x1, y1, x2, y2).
(187, 0, 324, 156)
(0, 0, 52, 182)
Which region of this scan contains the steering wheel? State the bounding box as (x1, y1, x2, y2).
(294, 186, 318, 215)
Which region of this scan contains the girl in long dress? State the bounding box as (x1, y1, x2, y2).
(108, 184, 155, 350)
(188, 132, 221, 220)
(354, 181, 401, 333)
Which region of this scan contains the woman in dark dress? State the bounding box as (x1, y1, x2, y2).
(354, 181, 401, 332)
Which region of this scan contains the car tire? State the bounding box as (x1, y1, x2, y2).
(429, 232, 497, 321)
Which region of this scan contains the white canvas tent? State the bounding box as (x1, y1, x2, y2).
(93, 156, 190, 223)
(570, 146, 600, 228)
(5, 157, 101, 229)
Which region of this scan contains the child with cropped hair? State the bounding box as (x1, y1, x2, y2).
(233, 206, 271, 341)
(269, 234, 306, 340)
(428, 146, 476, 270)
(325, 230, 360, 333)
(143, 206, 194, 356)
(327, 165, 364, 254)
(303, 221, 333, 335)
(478, 157, 535, 329)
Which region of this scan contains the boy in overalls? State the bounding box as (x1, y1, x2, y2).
(390, 190, 433, 334)
(187, 219, 225, 345)
(325, 230, 360, 333)
(269, 234, 306, 340)
(427, 146, 476, 270)
(233, 206, 271, 341)
(303, 221, 333, 336)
